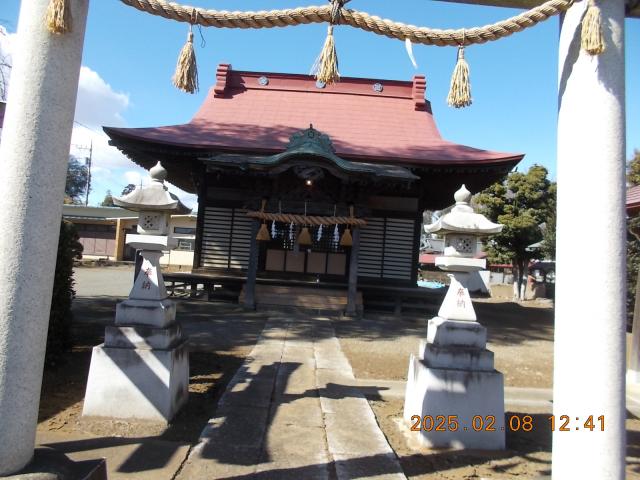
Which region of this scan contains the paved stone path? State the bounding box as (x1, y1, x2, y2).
(177, 313, 406, 480)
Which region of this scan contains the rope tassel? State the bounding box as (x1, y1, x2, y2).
(46, 0, 72, 34)
(447, 46, 472, 108)
(298, 227, 312, 246)
(339, 227, 352, 247)
(313, 25, 340, 85)
(581, 0, 605, 55)
(173, 30, 199, 94)
(256, 222, 271, 241)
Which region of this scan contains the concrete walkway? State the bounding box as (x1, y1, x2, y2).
(177, 313, 406, 480)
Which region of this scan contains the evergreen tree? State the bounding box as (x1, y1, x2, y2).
(65, 156, 89, 204)
(627, 150, 640, 186)
(121, 183, 136, 196)
(476, 165, 556, 300)
(627, 150, 640, 326)
(100, 190, 114, 207)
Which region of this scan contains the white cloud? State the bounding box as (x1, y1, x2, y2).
(75, 66, 129, 129)
(0, 31, 198, 211)
(124, 170, 144, 187)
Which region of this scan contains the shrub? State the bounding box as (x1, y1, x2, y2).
(46, 220, 83, 365)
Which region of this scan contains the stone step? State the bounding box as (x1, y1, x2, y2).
(239, 285, 362, 311)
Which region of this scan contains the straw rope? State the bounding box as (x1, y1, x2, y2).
(247, 211, 366, 227)
(119, 0, 574, 47)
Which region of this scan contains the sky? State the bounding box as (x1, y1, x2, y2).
(1, 0, 639, 210)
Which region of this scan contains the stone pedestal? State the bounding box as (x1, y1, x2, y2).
(82, 341, 189, 421)
(83, 248, 189, 422)
(404, 277, 505, 449)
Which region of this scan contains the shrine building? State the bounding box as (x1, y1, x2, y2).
(104, 64, 523, 313)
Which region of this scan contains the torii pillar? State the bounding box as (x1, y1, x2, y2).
(0, 0, 89, 474)
(554, 0, 626, 478)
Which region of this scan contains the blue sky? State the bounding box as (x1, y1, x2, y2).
(1, 0, 639, 208)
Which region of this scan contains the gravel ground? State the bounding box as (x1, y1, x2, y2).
(38, 266, 637, 479)
(334, 297, 555, 388)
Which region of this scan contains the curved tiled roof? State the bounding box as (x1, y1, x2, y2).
(627, 185, 640, 214)
(105, 64, 523, 168)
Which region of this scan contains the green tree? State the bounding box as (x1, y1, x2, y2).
(47, 221, 83, 365)
(627, 150, 640, 326)
(100, 190, 114, 207)
(628, 218, 640, 328)
(541, 210, 556, 260)
(65, 155, 89, 204)
(627, 149, 640, 186)
(476, 165, 556, 300)
(121, 183, 136, 196)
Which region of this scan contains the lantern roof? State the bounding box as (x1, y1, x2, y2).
(426, 184, 502, 235)
(113, 162, 191, 214)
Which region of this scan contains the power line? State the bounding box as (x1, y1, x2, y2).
(73, 120, 101, 134)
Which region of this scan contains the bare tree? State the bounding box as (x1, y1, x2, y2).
(0, 27, 12, 101)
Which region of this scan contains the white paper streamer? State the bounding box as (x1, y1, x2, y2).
(271, 220, 277, 238)
(333, 224, 340, 247)
(317, 224, 323, 242)
(405, 38, 418, 69)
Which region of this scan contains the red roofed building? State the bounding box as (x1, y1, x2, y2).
(628, 185, 640, 216)
(105, 65, 523, 310)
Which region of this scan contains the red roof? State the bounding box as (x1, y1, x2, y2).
(419, 253, 437, 264)
(105, 64, 522, 167)
(628, 185, 640, 214)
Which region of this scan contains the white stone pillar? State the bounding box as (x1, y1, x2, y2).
(0, 0, 89, 475)
(554, 1, 626, 478)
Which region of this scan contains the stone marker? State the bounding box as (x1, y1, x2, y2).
(403, 185, 505, 449)
(82, 163, 190, 421)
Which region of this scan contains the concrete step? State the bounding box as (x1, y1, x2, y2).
(240, 285, 363, 312)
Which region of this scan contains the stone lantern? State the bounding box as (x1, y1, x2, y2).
(403, 184, 506, 449)
(82, 162, 191, 422)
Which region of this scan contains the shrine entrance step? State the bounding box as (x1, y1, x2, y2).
(239, 284, 362, 313)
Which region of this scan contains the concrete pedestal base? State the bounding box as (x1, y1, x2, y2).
(82, 341, 189, 422)
(404, 315, 505, 449)
(115, 298, 176, 328)
(403, 355, 505, 449)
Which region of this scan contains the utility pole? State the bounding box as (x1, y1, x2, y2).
(72, 140, 93, 206)
(85, 139, 93, 206)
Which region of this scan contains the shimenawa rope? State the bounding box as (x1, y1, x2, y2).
(118, 0, 575, 47)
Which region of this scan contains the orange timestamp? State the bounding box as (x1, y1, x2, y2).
(410, 414, 605, 432)
(410, 415, 499, 432)
(507, 415, 605, 432)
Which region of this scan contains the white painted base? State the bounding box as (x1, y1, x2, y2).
(115, 298, 176, 328)
(403, 355, 505, 449)
(105, 323, 182, 350)
(419, 340, 494, 371)
(82, 341, 189, 422)
(427, 318, 487, 348)
(435, 256, 486, 272)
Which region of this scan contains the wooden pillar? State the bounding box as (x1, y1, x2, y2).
(411, 213, 422, 286)
(193, 167, 206, 270)
(244, 220, 259, 309)
(345, 227, 360, 316)
(114, 218, 125, 261)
